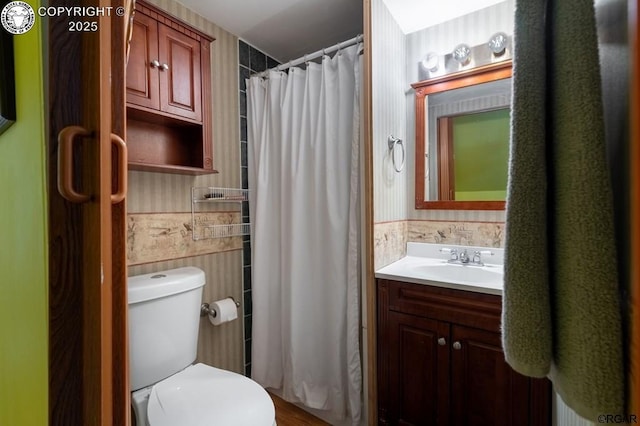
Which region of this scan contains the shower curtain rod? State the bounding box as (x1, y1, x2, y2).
(256, 34, 363, 77)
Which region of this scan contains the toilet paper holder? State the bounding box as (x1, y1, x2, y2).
(200, 297, 240, 318)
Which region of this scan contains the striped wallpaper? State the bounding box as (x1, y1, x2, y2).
(127, 0, 244, 374)
(372, 0, 407, 224)
(405, 1, 515, 84)
(372, 0, 513, 224)
(372, 0, 510, 268)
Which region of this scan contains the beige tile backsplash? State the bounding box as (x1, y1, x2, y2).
(374, 220, 505, 270)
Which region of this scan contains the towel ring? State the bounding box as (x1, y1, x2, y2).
(388, 135, 405, 173)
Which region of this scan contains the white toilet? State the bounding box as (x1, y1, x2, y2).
(128, 267, 275, 426)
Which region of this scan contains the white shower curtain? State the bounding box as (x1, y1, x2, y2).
(247, 43, 362, 425)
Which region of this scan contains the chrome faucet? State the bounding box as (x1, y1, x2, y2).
(473, 250, 495, 266)
(440, 247, 494, 267)
(439, 247, 458, 262)
(459, 249, 469, 264)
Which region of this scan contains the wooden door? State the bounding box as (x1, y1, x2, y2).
(126, 11, 160, 111)
(449, 325, 529, 426)
(158, 23, 202, 121)
(47, 0, 129, 424)
(437, 117, 454, 201)
(387, 312, 449, 425)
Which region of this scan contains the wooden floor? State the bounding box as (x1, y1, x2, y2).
(270, 393, 331, 426)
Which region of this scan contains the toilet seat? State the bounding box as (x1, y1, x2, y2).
(145, 363, 275, 426)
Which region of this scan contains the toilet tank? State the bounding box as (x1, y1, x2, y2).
(128, 267, 206, 391)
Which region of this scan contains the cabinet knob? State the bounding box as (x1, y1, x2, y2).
(453, 341, 462, 350)
(438, 337, 446, 346)
(150, 59, 160, 68)
(160, 63, 170, 71)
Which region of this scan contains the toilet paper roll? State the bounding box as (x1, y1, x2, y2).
(208, 298, 238, 326)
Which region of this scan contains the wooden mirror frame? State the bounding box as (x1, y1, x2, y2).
(412, 60, 512, 210)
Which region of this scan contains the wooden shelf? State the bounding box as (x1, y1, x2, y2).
(126, 113, 217, 174)
(128, 161, 218, 175)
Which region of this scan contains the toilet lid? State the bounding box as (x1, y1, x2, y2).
(147, 363, 275, 426)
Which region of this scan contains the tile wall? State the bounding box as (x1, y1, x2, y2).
(238, 40, 280, 377)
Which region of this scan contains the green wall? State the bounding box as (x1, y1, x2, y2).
(0, 3, 48, 424)
(453, 108, 509, 201)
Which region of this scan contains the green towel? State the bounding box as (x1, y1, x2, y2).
(502, 0, 552, 379)
(503, 0, 624, 420)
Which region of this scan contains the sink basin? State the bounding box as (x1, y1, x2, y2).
(413, 264, 503, 286)
(374, 243, 505, 295)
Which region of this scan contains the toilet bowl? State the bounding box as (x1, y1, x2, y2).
(128, 267, 275, 426)
(131, 364, 275, 426)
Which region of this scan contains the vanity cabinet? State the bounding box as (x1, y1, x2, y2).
(377, 279, 550, 426)
(125, 0, 215, 174)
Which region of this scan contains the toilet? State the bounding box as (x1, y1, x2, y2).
(128, 267, 275, 426)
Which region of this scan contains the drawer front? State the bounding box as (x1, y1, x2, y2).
(382, 279, 502, 332)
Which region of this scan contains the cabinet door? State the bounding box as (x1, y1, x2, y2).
(158, 23, 202, 121)
(126, 11, 160, 110)
(388, 312, 450, 426)
(450, 325, 530, 426)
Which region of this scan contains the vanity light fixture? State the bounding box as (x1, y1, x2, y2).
(421, 52, 439, 72)
(488, 32, 508, 56)
(452, 43, 471, 65)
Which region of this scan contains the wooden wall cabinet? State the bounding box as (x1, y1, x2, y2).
(126, 0, 215, 174)
(377, 279, 550, 426)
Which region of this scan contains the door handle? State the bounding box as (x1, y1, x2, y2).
(57, 125, 91, 203)
(453, 341, 462, 350)
(110, 133, 127, 204)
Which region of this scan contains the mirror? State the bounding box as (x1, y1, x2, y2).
(413, 61, 512, 210)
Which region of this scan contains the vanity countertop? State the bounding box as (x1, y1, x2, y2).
(374, 243, 504, 296)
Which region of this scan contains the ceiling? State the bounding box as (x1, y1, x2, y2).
(175, 0, 363, 62)
(381, 0, 506, 34)
(174, 0, 506, 63)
